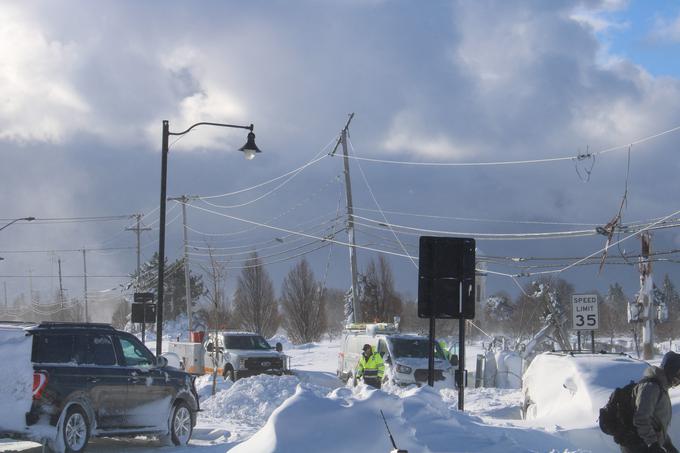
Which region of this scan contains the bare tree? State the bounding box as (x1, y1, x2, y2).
(233, 252, 279, 337)
(111, 299, 130, 329)
(198, 245, 231, 396)
(280, 259, 326, 344)
(359, 255, 403, 323)
(324, 288, 347, 339)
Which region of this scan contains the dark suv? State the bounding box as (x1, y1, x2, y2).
(26, 322, 199, 452)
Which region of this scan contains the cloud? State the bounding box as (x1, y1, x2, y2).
(0, 4, 89, 143)
(1, 0, 680, 306)
(649, 13, 680, 43)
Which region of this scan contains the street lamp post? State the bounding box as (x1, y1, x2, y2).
(156, 120, 261, 356)
(0, 217, 36, 232)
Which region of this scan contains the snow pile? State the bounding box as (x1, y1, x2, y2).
(0, 325, 33, 434)
(228, 384, 579, 453)
(199, 374, 325, 442)
(195, 373, 234, 400)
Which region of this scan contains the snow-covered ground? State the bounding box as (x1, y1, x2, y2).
(2, 336, 679, 453)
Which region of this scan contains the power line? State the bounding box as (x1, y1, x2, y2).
(0, 247, 135, 254)
(331, 124, 680, 167)
(196, 136, 337, 200)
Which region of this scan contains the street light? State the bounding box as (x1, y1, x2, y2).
(0, 217, 36, 232)
(155, 120, 261, 356)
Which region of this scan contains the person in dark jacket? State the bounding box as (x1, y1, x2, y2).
(622, 351, 680, 453)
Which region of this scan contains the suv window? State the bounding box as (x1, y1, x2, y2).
(119, 336, 154, 367)
(391, 338, 446, 359)
(224, 335, 271, 350)
(88, 334, 117, 366)
(33, 334, 78, 364)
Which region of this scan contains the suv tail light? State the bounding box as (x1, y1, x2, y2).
(33, 371, 48, 400)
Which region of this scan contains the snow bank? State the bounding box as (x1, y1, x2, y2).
(0, 325, 33, 434)
(228, 384, 578, 453)
(199, 374, 326, 442)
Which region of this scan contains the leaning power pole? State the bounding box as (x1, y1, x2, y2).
(330, 113, 359, 323)
(168, 195, 197, 333)
(126, 214, 152, 285)
(639, 232, 654, 360)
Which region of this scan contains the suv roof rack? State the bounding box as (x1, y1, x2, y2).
(35, 322, 115, 330)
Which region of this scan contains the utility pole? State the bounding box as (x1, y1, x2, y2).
(639, 232, 654, 360)
(330, 113, 359, 323)
(126, 214, 151, 336)
(126, 214, 152, 284)
(82, 249, 89, 322)
(169, 196, 197, 334)
(28, 269, 34, 304)
(57, 258, 64, 309)
(150, 195, 199, 336)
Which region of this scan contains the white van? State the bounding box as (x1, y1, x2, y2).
(337, 323, 456, 386)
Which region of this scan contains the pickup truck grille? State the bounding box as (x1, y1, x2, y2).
(244, 357, 283, 371)
(414, 369, 444, 382)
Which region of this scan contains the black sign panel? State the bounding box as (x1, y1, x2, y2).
(418, 236, 476, 319)
(133, 292, 154, 303)
(131, 302, 156, 323)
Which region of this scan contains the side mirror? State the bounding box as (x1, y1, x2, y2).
(155, 356, 169, 368)
(384, 356, 392, 365)
(449, 354, 459, 367)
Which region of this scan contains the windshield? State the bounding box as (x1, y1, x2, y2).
(224, 335, 272, 350)
(391, 338, 446, 359)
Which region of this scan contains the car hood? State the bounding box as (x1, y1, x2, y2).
(227, 349, 281, 358)
(393, 357, 450, 370)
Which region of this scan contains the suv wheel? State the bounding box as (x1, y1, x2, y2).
(167, 401, 193, 446)
(61, 406, 90, 453)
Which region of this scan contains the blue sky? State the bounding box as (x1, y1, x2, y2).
(1, 0, 680, 320)
(595, 1, 680, 77)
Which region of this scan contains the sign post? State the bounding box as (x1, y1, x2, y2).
(133, 292, 155, 344)
(418, 236, 475, 411)
(572, 294, 599, 353)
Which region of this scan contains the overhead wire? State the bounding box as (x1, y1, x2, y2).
(188, 172, 342, 239)
(349, 138, 418, 270)
(332, 124, 680, 167)
(197, 135, 338, 200)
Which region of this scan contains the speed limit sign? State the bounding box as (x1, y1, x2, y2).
(572, 294, 599, 330)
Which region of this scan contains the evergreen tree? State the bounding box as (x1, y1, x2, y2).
(128, 252, 205, 322)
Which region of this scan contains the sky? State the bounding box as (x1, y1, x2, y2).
(1, 0, 680, 319)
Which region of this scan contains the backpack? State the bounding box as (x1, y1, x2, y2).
(598, 377, 660, 446)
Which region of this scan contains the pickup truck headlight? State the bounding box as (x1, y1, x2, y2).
(396, 364, 412, 374)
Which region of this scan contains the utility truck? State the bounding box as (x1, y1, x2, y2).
(168, 331, 288, 380)
(337, 323, 457, 386)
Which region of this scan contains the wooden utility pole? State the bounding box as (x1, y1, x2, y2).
(168, 196, 196, 334)
(639, 232, 654, 360)
(126, 214, 152, 285)
(57, 258, 64, 309)
(82, 249, 89, 322)
(330, 113, 359, 323)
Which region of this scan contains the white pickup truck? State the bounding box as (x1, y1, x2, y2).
(168, 331, 288, 380)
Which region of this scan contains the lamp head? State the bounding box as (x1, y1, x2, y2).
(239, 131, 261, 160)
